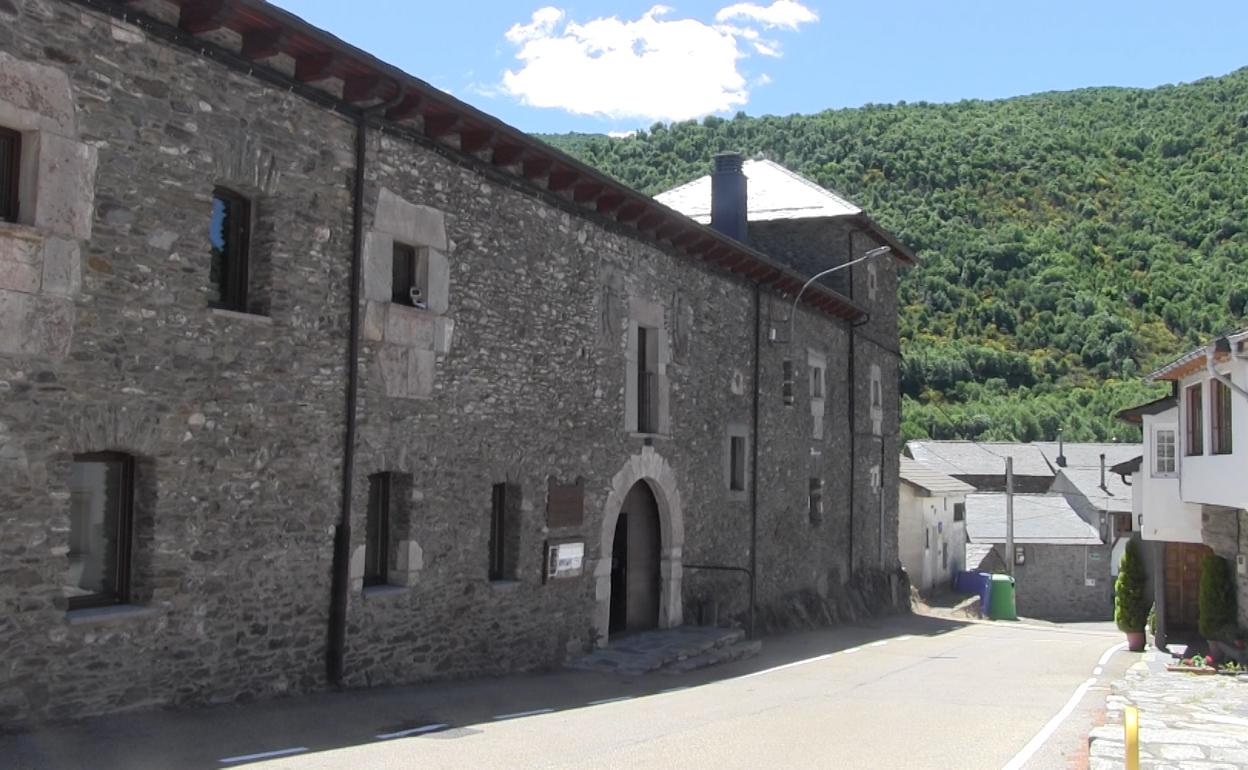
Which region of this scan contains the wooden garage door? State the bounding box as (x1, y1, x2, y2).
(1165, 543, 1213, 629)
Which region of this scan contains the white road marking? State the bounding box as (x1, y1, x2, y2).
(894, 635, 914, 642)
(868, 641, 888, 647)
(492, 708, 554, 721)
(1001, 640, 1126, 770)
(220, 747, 309, 764)
(733, 653, 837, 680)
(842, 646, 862, 654)
(587, 696, 633, 706)
(376, 723, 449, 740)
(1097, 642, 1127, 666)
(1094, 666, 1103, 676)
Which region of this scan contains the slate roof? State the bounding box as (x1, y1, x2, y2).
(898, 456, 975, 496)
(1116, 395, 1177, 425)
(1147, 327, 1248, 381)
(655, 159, 862, 224)
(964, 493, 1103, 545)
(1055, 467, 1133, 513)
(905, 441, 1054, 478)
(1033, 442, 1143, 470)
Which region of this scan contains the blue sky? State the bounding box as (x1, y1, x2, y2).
(272, 1, 1248, 135)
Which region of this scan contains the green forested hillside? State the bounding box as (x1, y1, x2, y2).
(539, 68, 1248, 442)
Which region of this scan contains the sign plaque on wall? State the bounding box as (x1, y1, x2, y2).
(545, 541, 585, 581)
(547, 477, 584, 529)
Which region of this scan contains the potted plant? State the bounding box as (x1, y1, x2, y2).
(1115, 539, 1148, 652)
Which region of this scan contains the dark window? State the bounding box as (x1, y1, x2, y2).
(637, 326, 658, 433)
(1212, 379, 1233, 455)
(391, 242, 428, 308)
(489, 483, 507, 581)
(364, 473, 392, 587)
(67, 452, 135, 609)
(810, 366, 823, 399)
(729, 435, 746, 491)
(953, 502, 965, 522)
(1115, 512, 1133, 535)
(1186, 384, 1204, 456)
(209, 187, 251, 312)
(808, 477, 823, 525)
(0, 127, 19, 223)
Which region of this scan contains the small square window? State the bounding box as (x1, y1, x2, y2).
(209, 188, 252, 312)
(364, 473, 393, 587)
(953, 502, 965, 522)
(0, 127, 20, 223)
(392, 242, 429, 308)
(729, 435, 746, 492)
(66, 452, 135, 609)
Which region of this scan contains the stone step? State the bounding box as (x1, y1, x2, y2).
(661, 639, 763, 675)
(567, 625, 747, 676)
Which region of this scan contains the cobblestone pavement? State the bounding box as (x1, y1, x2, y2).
(1089, 650, 1248, 769)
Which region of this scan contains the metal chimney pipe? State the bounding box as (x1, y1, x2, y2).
(1100, 453, 1107, 491)
(711, 153, 748, 242)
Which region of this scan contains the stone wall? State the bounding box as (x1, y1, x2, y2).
(993, 543, 1114, 621)
(1201, 506, 1248, 629)
(0, 0, 907, 723)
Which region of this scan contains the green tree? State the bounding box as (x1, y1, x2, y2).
(1114, 539, 1148, 633)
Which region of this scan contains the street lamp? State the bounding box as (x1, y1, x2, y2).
(782, 245, 891, 404)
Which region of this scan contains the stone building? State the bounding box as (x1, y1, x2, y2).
(0, 0, 915, 724)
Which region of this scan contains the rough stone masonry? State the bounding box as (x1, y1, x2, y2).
(0, 0, 913, 725)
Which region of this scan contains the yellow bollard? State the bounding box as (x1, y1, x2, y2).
(1124, 704, 1140, 770)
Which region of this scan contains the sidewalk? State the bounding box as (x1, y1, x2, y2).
(1089, 649, 1248, 769)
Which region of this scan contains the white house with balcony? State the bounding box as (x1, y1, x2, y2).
(1121, 328, 1248, 640)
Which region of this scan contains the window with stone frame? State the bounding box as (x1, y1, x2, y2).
(636, 325, 660, 434)
(489, 482, 522, 582)
(1211, 379, 1233, 456)
(209, 187, 253, 313)
(1153, 427, 1177, 476)
(810, 364, 824, 400)
(1186, 384, 1204, 456)
(391, 241, 429, 309)
(0, 127, 19, 223)
(66, 452, 135, 609)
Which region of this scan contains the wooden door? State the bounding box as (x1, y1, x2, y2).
(1165, 542, 1212, 630)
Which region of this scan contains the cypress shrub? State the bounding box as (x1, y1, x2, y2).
(1115, 539, 1148, 633)
(1199, 554, 1237, 640)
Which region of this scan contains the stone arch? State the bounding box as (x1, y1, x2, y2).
(593, 446, 684, 645)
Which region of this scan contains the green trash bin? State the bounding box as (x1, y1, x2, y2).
(988, 574, 1018, 620)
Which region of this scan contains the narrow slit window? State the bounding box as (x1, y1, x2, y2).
(637, 326, 658, 433)
(729, 435, 746, 491)
(810, 366, 824, 400)
(489, 483, 506, 581)
(0, 127, 19, 223)
(808, 477, 823, 525)
(66, 452, 135, 609)
(209, 188, 251, 312)
(365, 473, 391, 587)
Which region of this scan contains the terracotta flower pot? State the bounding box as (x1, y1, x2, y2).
(1125, 631, 1146, 652)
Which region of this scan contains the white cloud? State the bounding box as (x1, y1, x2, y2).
(607, 130, 638, 139)
(500, 3, 817, 122)
(715, 1, 818, 30)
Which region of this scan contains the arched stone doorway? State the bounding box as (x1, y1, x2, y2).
(610, 481, 661, 633)
(593, 447, 684, 645)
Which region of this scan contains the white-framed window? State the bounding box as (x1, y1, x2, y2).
(1153, 427, 1177, 477)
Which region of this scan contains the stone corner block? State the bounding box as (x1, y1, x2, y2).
(375, 188, 447, 251)
(363, 301, 386, 342)
(41, 237, 81, 297)
(362, 230, 392, 303)
(32, 133, 97, 241)
(0, 289, 73, 359)
(0, 52, 76, 135)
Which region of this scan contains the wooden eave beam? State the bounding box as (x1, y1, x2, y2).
(573, 182, 604, 204)
(491, 144, 527, 167)
(654, 221, 682, 241)
(596, 193, 626, 214)
(294, 52, 336, 82)
(424, 114, 461, 138)
(343, 75, 387, 104)
(385, 93, 423, 122)
(460, 129, 494, 154)
(240, 27, 286, 61)
(178, 0, 228, 34)
(522, 157, 553, 180)
(615, 202, 646, 223)
(635, 212, 664, 233)
(547, 169, 579, 193)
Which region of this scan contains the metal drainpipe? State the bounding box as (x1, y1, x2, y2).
(749, 281, 763, 640)
(846, 230, 856, 582)
(327, 86, 403, 687)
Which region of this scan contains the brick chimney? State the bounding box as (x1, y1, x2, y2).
(710, 152, 747, 242)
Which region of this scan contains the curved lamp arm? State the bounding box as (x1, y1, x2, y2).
(787, 245, 891, 345)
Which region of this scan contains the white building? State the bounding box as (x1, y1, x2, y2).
(898, 456, 974, 594)
(1119, 328, 1248, 641)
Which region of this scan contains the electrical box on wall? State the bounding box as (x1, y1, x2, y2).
(544, 540, 585, 582)
(1014, 546, 1025, 566)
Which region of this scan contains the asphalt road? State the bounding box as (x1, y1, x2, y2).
(3, 613, 1130, 770)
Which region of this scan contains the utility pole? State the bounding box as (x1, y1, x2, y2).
(1005, 456, 1015, 577)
